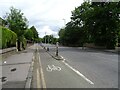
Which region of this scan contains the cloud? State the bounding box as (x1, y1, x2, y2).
(38, 26, 58, 38)
(0, 0, 84, 38)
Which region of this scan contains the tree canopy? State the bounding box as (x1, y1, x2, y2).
(24, 29, 34, 41)
(2, 7, 40, 50)
(30, 26, 39, 39)
(5, 7, 28, 37)
(59, 1, 120, 49)
(24, 26, 39, 42)
(42, 35, 58, 44)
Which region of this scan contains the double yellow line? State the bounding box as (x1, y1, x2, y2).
(36, 45, 46, 89)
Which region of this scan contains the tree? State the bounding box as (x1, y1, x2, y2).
(58, 28, 65, 45)
(71, 2, 93, 45)
(42, 35, 58, 44)
(59, 1, 120, 49)
(59, 2, 91, 46)
(24, 29, 34, 41)
(24, 26, 39, 43)
(0, 17, 7, 26)
(89, 2, 120, 48)
(37, 38, 42, 43)
(64, 22, 82, 46)
(5, 7, 28, 51)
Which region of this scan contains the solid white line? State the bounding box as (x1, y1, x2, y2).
(60, 56, 64, 59)
(62, 60, 94, 85)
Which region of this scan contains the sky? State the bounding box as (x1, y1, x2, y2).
(0, 0, 84, 38)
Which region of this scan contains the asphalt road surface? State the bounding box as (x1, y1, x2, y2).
(40, 44, 118, 88)
(1, 44, 118, 89)
(32, 45, 94, 88)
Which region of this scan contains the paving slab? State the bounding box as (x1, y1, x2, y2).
(0, 44, 36, 89)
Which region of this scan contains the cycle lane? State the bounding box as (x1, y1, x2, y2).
(38, 46, 94, 88)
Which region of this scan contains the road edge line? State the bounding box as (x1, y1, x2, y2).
(62, 60, 94, 85)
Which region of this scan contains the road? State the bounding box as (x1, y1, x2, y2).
(39, 44, 118, 88)
(32, 44, 94, 88)
(1, 44, 118, 89)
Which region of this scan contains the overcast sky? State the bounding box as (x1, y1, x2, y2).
(0, 0, 84, 38)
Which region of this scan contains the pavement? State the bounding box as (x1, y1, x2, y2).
(81, 47, 119, 54)
(0, 47, 16, 54)
(0, 44, 36, 89)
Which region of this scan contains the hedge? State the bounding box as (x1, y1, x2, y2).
(0, 26, 17, 49)
(0, 26, 1, 49)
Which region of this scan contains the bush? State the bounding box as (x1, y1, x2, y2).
(0, 26, 17, 49)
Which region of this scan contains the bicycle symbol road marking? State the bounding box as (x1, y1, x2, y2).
(46, 65, 61, 72)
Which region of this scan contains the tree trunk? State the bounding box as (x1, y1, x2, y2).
(17, 40, 21, 51)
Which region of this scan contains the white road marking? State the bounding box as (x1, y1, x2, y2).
(46, 65, 52, 72)
(38, 52, 47, 88)
(62, 60, 94, 85)
(60, 56, 64, 59)
(46, 65, 61, 72)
